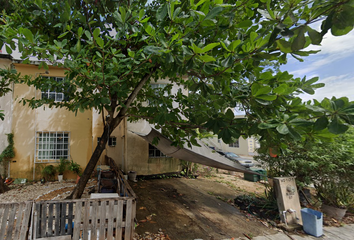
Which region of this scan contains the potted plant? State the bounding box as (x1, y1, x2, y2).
(69, 160, 82, 183)
(316, 181, 354, 220)
(41, 165, 57, 182)
(56, 158, 69, 182)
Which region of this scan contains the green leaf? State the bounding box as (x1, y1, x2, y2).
(204, 7, 223, 21)
(314, 116, 329, 131)
(277, 124, 289, 135)
(236, 20, 252, 28)
(84, 30, 91, 39)
(78, 27, 83, 38)
(201, 43, 220, 53)
(96, 37, 104, 48)
(156, 4, 168, 21)
(225, 109, 234, 119)
(221, 55, 233, 67)
(199, 55, 216, 62)
(93, 28, 100, 40)
(277, 40, 292, 53)
(58, 32, 69, 38)
(328, 116, 349, 134)
(273, 84, 288, 94)
(144, 46, 162, 54)
(307, 27, 322, 45)
(5, 45, 12, 54)
(292, 27, 306, 51)
(256, 95, 277, 101)
(22, 29, 34, 43)
(305, 105, 325, 112)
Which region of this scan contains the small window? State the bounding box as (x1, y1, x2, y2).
(41, 77, 69, 102)
(149, 144, 166, 157)
(36, 131, 70, 162)
(229, 140, 239, 148)
(97, 137, 117, 147)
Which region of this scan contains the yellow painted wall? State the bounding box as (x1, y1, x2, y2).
(10, 63, 92, 180)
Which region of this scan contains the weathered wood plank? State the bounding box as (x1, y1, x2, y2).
(115, 200, 123, 240)
(73, 201, 82, 240)
(6, 203, 17, 240)
(55, 203, 60, 236)
(67, 202, 74, 235)
(107, 200, 114, 240)
(47, 203, 54, 237)
(19, 202, 32, 240)
(60, 202, 67, 236)
(91, 200, 98, 240)
(41, 202, 47, 237)
(13, 203, 24, 240)
(83, 200, 89, 240)
(125, 199, 133, 240)
(0, 205, 10, 239)
(99, 200, 106, 240)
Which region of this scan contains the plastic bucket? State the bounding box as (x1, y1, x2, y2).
(301, 208, 323, 237)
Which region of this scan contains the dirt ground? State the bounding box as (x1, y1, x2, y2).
(131, 171, 277, 240)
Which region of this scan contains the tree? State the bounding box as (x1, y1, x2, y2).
(1, 0, 354, 199)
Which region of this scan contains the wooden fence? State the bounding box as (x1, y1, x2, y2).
(0, 202, 33, 240)
(0, 158, 136, 239)
(33, 198, 136, 240)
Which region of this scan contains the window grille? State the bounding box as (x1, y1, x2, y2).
(35, 131, 70, 163)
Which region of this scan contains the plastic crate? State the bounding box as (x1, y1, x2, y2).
(244, 172, 259, 182)
(301, 208, 323, 237)
(251, 168, 268, 181)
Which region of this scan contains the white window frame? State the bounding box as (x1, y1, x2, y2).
(97, 137, 117, 147)
(41, 77, 66, 102)
(35, 131, 70, 163)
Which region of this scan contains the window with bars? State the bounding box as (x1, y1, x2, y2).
(41, 77, 68, 102)
(229, 139, 239, 148)
(36, 131, 70, 162)
(97, 137, 117, 147)
(149, 144, 167, 157)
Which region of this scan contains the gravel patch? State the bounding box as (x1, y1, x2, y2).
(0, 179, 97, 203)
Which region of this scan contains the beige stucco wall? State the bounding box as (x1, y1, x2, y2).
(125, 129, 181, 175)
(10, 63, 92, 180)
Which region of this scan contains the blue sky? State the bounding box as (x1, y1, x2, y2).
(281, 29, 354, 102)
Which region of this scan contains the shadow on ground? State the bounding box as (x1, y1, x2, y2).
(131, 178, 276, 240)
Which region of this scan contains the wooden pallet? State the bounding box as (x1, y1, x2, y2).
(33, 198, 136, 240)
(0, 202, 33, 240)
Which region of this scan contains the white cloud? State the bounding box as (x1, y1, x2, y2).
(301, 74, 354, 101)
(290, 31, 354, 77)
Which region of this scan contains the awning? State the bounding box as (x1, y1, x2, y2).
(128, 121, 255, 174)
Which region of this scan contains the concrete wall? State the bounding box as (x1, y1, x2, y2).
(10, 63, 92, 180)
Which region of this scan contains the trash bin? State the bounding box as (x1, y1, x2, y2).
(301, 208, 323, 237)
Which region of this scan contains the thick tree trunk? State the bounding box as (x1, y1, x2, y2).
(67, 68, 157, 199)
(67, 122, 117, 199)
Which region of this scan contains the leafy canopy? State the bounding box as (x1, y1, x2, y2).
(1, 0, 354, 148)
